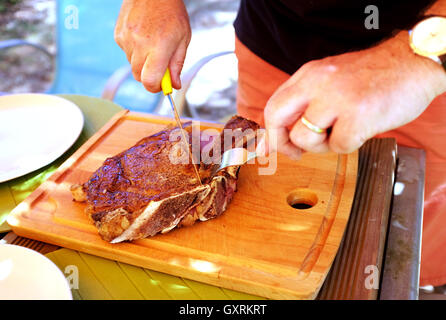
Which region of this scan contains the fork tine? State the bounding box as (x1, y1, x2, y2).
(211, 148, 258, 178)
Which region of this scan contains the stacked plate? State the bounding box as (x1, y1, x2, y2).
(0, 244, 72, 300)
(0, 94, 84, 183)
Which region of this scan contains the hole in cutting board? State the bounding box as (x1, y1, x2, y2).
(287, 189, 318, 210)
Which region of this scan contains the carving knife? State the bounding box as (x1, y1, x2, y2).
(161, 69, 202, 185)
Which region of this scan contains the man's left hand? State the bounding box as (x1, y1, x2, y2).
(264, 33, 446, 159)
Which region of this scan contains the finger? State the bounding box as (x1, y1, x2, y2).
(114, 27, 133, 63)
(289, 98, 337, 153)
(141, 52, 170, 93)
(118, 42, 133, 65)
(328, 116, 367, 154)
(130, 49, 148, 82)
(252, 129, 299, 160)
(141, 42, 176, 93)
(289, 120, 330, 153)
(168, 40, 188, 90)
(275, 128, 303, 160)
(264, 85, 308, 159)
(265, 85, 308, 129)
(260, 126, 302, 160)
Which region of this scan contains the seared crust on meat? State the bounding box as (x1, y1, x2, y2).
(71, 116, 260, 242)
(70, 184, 86, 202)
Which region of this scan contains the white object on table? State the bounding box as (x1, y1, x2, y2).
(0, 94, 84, 183)
(0, 244, 72, 300)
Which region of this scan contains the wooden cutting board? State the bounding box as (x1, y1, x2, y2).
(7, 110, 358, 299)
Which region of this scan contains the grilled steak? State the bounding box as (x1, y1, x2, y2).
(71, 116, 260, 243)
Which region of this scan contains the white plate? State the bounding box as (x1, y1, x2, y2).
(0, 244, 72, 300)
(0, 94, 84, 183)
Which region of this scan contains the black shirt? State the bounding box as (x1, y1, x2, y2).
(234, 0, 434, 74)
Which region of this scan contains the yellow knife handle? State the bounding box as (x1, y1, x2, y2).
(161, 68, 173, 96)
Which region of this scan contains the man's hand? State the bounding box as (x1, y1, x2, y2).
(264, 32, 446, 159)
(114, 0, 191, 92)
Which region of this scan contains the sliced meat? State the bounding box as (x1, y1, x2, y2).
(71, 116, 260, 242)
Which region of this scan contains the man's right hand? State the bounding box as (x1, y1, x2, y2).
(114, 0, 191, 93)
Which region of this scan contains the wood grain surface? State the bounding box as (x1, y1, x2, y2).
(317, 138, 397, 300)
(7, 111, 358, 299)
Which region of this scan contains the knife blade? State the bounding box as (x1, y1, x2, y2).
(161, 69, 202, 185)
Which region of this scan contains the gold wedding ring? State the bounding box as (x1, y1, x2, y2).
(301, 116, 327, 134)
